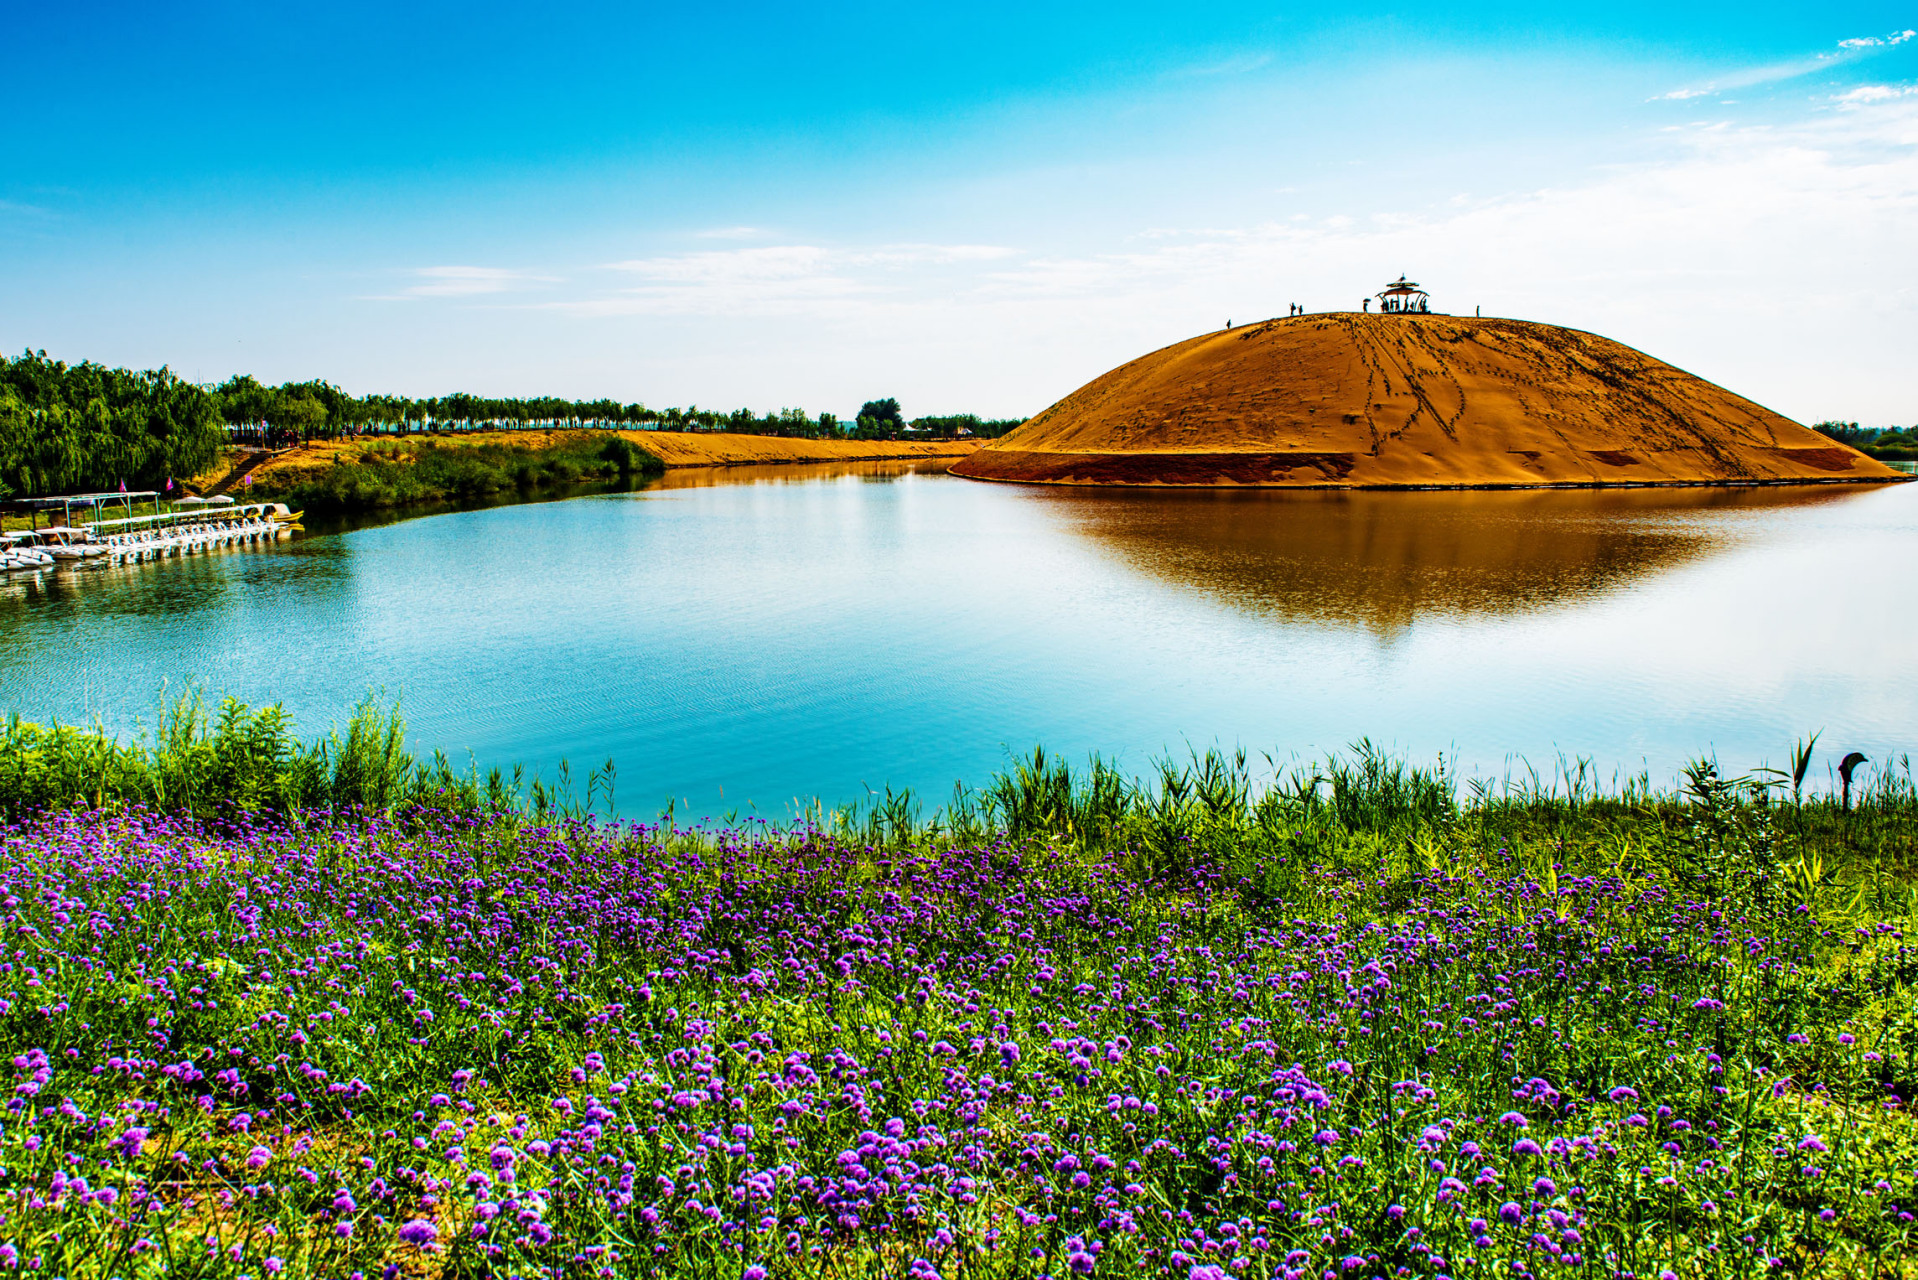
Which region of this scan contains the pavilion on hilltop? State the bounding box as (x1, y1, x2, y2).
(1376, 275, 1430, 314)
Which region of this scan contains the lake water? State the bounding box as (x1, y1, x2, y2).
(7, 464, 1915, 817)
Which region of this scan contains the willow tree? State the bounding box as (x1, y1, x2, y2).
(0, 352, 225, 497)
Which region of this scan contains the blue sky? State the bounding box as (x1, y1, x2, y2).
(4, 2, 1916, 423)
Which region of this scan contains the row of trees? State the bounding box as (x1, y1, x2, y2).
(214, 378, 1025, 446)
(844, 398, 1020, 441)
(0, 352, 226, 499)
(1813, 421, 1918, 461)
(0, 350, 1030, 498)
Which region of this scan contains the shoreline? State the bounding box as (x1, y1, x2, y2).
(622, 430, 979, 468)
(190, 430, 979, 514)
(950, 460, 1913, 491)
(220, 429, 978, 488)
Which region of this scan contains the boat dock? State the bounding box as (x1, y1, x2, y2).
(2, 491, 301, 573)
(89, 503, 299, 562)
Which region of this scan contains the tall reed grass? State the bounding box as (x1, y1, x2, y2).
(0, 692, 553, 819)
(2, 699, 1912, 916)
(810, 738, 1918, 909)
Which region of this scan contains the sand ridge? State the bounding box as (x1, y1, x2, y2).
(952, 314, 1905, 488)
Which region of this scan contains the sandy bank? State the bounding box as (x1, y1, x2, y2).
(953, 314, 1905, 489)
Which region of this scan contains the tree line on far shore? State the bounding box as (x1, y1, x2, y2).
(18, 343, 1897, 504)
(1813, 421, 1918, 463)
(0, 350, 1026, 498)
(213, 377, 1023, 446)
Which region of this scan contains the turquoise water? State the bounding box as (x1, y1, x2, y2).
(5, 463, 1915, 817)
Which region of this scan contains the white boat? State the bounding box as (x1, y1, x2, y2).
(36, 527, 109, 562)
(1, 533, 56, 571)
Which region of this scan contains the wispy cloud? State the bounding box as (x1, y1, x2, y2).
(845, 244, 1016, 266)
(1131, 226, 1257, 241)
(1839, 29, 1916, 49)
(937, 93, 1918, 420)
(1654, 29, 1918, 101)
(550, 93, 1918, 339)
(1653, 55, 1835, 100)
(340, 92, 1918, 423)
(561, 243, 1018, 317)
(564, 246, 864, 318)
(366, 265, 562, 301)
(406, 265, 558, 297)
(1834, 83, 1918, 104)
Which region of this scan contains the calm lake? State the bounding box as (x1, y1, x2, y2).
(7, 463, 1915, 818)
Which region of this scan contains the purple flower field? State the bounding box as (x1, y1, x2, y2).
(0, 800, 1913, 1278)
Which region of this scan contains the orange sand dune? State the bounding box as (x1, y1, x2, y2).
(953, 314, 1904, 489)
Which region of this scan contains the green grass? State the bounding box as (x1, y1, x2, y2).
(0, 714, 1915, 1276)
(0, 693, 526, 818)
(6, 697, 1914, 920)
(258, 433, 662, 512)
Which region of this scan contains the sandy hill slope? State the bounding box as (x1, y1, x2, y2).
(953, 314, 1903, 488)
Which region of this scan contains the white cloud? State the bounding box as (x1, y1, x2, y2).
(604, 245, 834, 283)
(846, 244, 1017, 266)
(1835, 83, 1918, 104)
(564, 243, 1018, 317)
(545, 91, 1918, 421)
(1655, 29, 1916, 101)
(936, 94, 1918, 422)
(981, 103, 1915, 298)
(1652, 57, 1834, 100)
(341, 87, 1918, 424)
(1839, 29, 1916, 48)
(396, 265, 560, 299)
(584, 246, 856, 316)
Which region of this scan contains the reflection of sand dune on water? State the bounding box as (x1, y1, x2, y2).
(1041, 484, 1866, 633)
